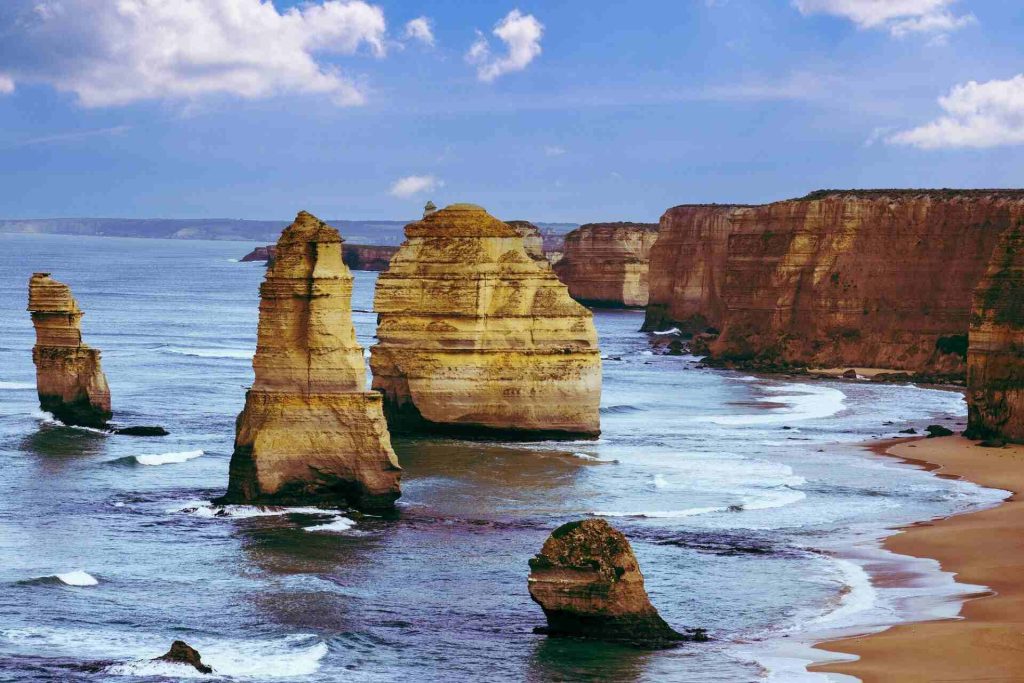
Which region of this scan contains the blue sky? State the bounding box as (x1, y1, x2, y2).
(0, 0, 1020, 222)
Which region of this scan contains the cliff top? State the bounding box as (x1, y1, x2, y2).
(576, 222, 658, 231)
(406, 203, 518, 238)
(798, 189, 1024, 201)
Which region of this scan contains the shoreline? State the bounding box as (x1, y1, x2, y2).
(809, 435, 1024, 682)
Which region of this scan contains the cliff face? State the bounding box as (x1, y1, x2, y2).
(553, 223, 659, 307)
(370, 203, 602, 438)
(505, 220, 546, 261)
(240, 243, 398, 271)
(646, 192, 1024, 374)
(221, 211, 401, 511)
(27, 273, 112, 428)
(967, 222, 1024, 442)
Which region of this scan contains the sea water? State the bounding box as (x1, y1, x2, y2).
(0, 234, 1006, 682)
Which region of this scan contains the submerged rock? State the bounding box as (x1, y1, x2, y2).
(219, 211, 401, 511)
(113, 426, 169, 436)
(154, 641, 212, 674)
(527, 519, 704, 647)
(370, 203, 602, 439)
(27, 273, 112, 428)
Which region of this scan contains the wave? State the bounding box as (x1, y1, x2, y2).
(600, 404, 642, 415)
(304, 515, 356, 533)
(132, 450, 203, 466)
(162, 347, 253, 360)
(170, 501, 344, 521)
(569, 452, 618, 463)
(813, 558, 876, 625)
(651, 327, 681, 335)
(19, 570, 99, 587)
(702, 384, 846, 426)
(32, 411, 110, 435)
(592, 507, 727, 519)
(0, 381, 34, 390)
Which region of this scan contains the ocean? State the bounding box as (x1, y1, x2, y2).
(0, 233, 1006, 682)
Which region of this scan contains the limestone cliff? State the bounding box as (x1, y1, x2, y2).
(505, 220, 546, 261)
(27, 273, 112, 428)
(554, 223, 659, 307)
(528, 519, 700, 646)
(240, 243, 398, 271)
(221, 211, 401, 511)
(370, 203, 601, 438)
(645, 191, 1024, 374)
(966, 222, 1024, 442)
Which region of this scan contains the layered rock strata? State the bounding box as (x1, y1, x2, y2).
(27, 273, 112, 428)
(240, 243, 398, 271)
(966, 222, 1024, 442)
(528, 519, 700, 647)
(221, 211, 401, 511)
(554, 223, 659, 307)
(645, 191, 1024, 375)
(370, 203, 601, 438)
(505, 220, 546, 261)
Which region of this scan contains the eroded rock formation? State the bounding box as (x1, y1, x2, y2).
(505, 220, 546, 261)
(240, 245, 275, 262)
(966, 222, 1024, 442)
(220, 211, 401, 511)
(154, 641, 212, 674)
(240, 243, 398, 271)
(528, 519, 699, 647)
(27, 273, 112, 428)
(370, 203, 601, 438)
(554, 223, 659, 307)
(645, 191, 1024, 375)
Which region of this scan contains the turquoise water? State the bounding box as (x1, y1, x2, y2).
(0, 234, 1004, 682)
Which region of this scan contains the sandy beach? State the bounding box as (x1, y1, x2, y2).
(812, 436, 1024, 682)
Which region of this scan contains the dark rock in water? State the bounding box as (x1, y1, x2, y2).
(925, 424, 954, 438)
(979, 439, 1007, 448)
(900, 428, 918, 435)
(114, 426, 168, 436)
(154, 641, 212, 674)
(841, 369, 858, 379)
(527, 518, 705, 648)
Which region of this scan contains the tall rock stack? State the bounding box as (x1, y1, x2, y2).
(27, 273, 112, 428)
(221, 211, 401, 511)
(370, 203, 602, 438)
(554, 223, 659, 307)
(966, 222, 1024, 443)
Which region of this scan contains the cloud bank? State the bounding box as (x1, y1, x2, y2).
(793, 0, 975, 37)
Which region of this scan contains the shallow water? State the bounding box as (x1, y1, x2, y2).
(0, 234, 1006, 682)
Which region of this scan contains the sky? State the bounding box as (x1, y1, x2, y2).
(0, 0, 1021, 223)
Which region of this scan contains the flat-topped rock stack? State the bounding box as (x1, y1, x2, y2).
(27, 273, 112, 428)
(554, 222, 659, 307)
(220, 211, 401, 511)
(370, 203, 602, 439)
(967, 222, 1024, 443)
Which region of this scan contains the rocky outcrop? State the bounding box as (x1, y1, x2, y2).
(645, 191, 1024, 375)
(966, 222, 1024, 442)
(528, 519, 701, 647)
(154, 641, 212, 674)
(220, 211, 401, 511)
(239, 243, 398, 271)
(27, 273, 112, 428)
(505, 220, 546, 261)
(370, 203, 602, 439)
(554, 223, 659, 307)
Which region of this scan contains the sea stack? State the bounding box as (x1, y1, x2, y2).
(220, 211, 401, 511)
(370, 203, 601, 439)
(27, 273, 112, 428)
(554, 223, 659, 307)
(966, 222, 1024, 443)
(528, 519, 697, 647)
(505, 220, 547, 261)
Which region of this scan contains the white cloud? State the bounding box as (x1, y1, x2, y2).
(466, 9, 543, 83)
(793, 0, 975, 37)
(390, 175, 443, 198)
(0, 74, 13, 94)
(544, 145, 566, 156)
(889, 75, 1024, 149)
(0, 0, 388, 107)
(403, 16, 435, 47)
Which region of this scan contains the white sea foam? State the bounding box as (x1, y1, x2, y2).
(134, 450, 203, 466)
(703, 384, 846, 426)
(32, 411, 110, 434)
(0, 381, 34, 390)
(592, 507, 726, 519)
(651, 327, 681, 335)
(570, 452, 617, 463)
(304, 515, 357, 533)
(170, 501, 343, 520)
(163, 347, 253, 360)
(814, 558, 877, 625)
(55, 571, 98, 586)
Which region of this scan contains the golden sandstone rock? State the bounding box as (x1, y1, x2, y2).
(554, 223, 659, 307)
(27, 273, 112, 428)
(221, 212, 401, 511)
(370, 203, 602, 438)
(967, 222, 1024, 443)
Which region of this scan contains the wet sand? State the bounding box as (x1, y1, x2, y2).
(811, 436, 1024, 682)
